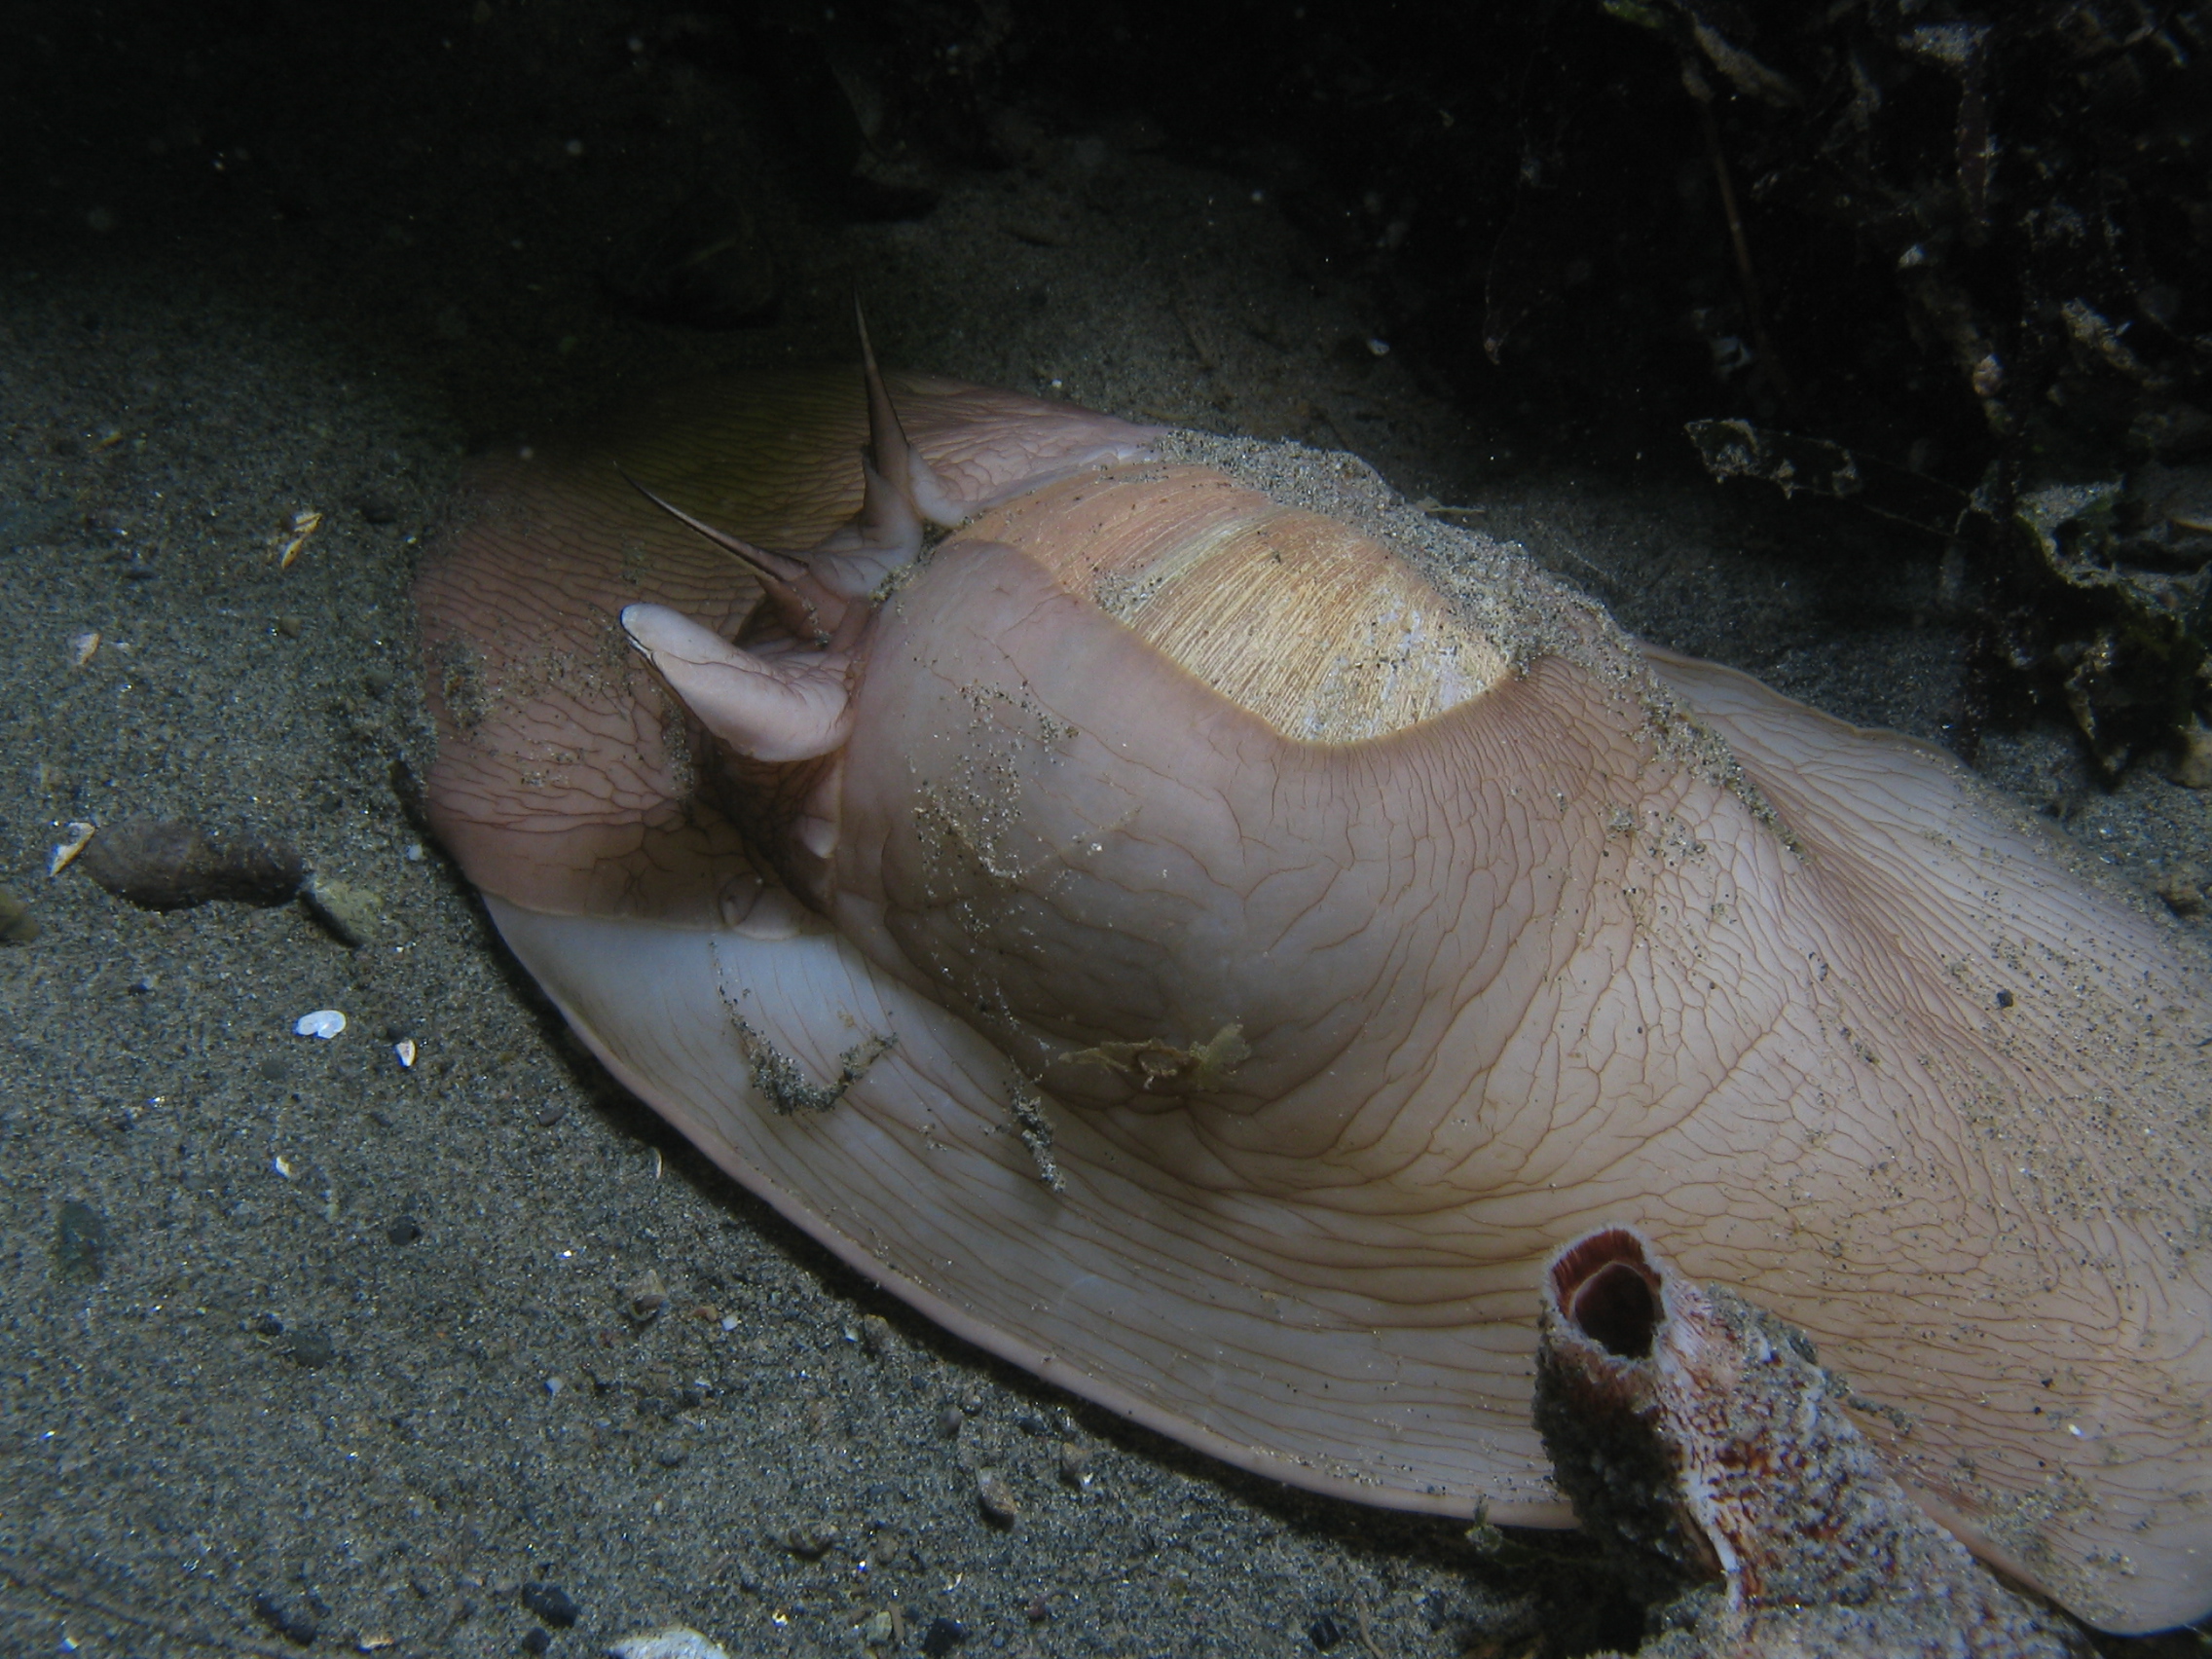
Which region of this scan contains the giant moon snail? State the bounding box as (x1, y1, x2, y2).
(415, 337, 2212, 1636)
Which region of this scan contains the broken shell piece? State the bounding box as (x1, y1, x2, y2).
(277, 507, 324, 569)
(69, 630, 99, 667)
(1533, 1227, 2091, 1657)
(294, 1009, 348, 1040)
(622, 1270, 669, 1321)
(609, 1631, 732, 1659)
(48, 822, 96, 876)
(393, 1038, 418, 1068)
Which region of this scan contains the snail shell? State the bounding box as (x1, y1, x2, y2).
(416, 352, 2212, 1636)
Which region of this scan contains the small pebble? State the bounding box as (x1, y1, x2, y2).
(780, 1522, 839, 1560)
(249, 1590, 318, 1644)
(1309, 1613, 1345, 1651)
(294, 1009, 347, 1040)
(976, 1469, 1019, 1526)
(545, 1376, 565, 1397)
(521, 1628, 552, 1655)
(919, 1617, 967, 1659)
(859, 1313, 893, 1355)
(937, 1406, 964, 1439)
(285, 1326, 335, 1368)
(1056, 1442, 1093, 1489)
(0, 886, 39, 944)
(519, 1582, 580, 1628)
(301, 874, 383, 947)
(55, 1199, 108, 1280)
(387, 1215, 423, 1245)
(2157, 861, 2207, 917)
(1023, 1597, 1051, 1623)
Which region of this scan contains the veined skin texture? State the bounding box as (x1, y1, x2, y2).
(415, 364, 2212, 1635)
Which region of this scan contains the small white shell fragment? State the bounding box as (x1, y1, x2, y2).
(294, 1009, 348, 1040)
(69, 631, 100, 667)
(49, 822, 96, 876)
(719, 1314, 740, 1332)
(273, 1155, 295, 1179)
(393, 1038, 418, 1068)
(544, 1376, 564, 1396)
(277, 507, 323, 570)
(608, 1630, 732, 1659)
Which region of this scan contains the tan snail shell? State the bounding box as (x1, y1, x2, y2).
(414, 343, 2212, 1635)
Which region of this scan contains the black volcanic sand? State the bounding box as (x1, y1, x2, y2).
(3, 25, 2209, 1659)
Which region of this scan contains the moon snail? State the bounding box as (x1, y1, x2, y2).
(414, 333, 2212, 1635)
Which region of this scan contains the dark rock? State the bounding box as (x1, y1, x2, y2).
(387, 1215, 423, 1245)
(519, 1582, 579, 1628)
(0, 886, 39, 944)
(919, 1616, 967, 1658)
(521, 1629, 552, 1655)
(250, 1589, 319, 1645)
(55, 1199, 107, 1279)
(285, 1325, 335, 1368)
(1309, 1613, 1345, 1651)
(77, 815, 304, 911)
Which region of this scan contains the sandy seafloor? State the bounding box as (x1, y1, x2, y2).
(4, 101, 2211, 1659)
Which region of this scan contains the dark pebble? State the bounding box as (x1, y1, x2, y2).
(0, 885, 39, 944)
(55, 1198, 107, 1279)
(519, 1582, 579, 1628)
(78, 815, 304, 910)
(521, 1629, 552, 1655)
(286, 1325, 335, 1368)
(535, 1103, 567, 1127)
(1309, 1613, 1345, 1652)
(656, 1445, 686, 1468)
(257, 1056, 294, 1084)
(252, 1313, 285, 1337)
(250, 1590, 319, 1645)
(387, 1215, 423, 1246)
(920, 1616, 968, 1658)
